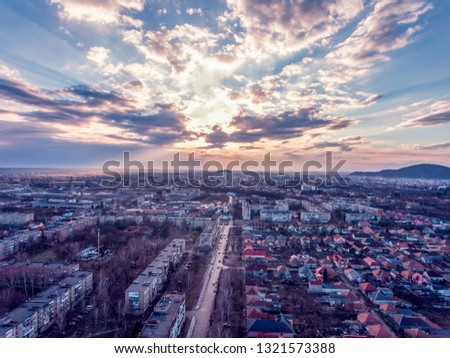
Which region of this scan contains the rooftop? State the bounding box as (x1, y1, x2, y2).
(140, 294, 185, 338)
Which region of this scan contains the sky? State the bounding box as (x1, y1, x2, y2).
(0, 0, 449, 171)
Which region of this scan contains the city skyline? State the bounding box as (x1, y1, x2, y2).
(0, 0, 450, 170)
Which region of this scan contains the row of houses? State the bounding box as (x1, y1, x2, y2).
(0, 270, 93, 338)
(304, 256, 448, 337)
(243, 229, 296, 337)
(241, 217, 450, 338)
(245, 284, 295, 338)
(125, 239, 185, 315)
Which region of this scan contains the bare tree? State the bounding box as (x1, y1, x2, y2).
(116, 299, 125, 322)
(128, 237, 141, 263)
(4, 268, 17, 288)
(22, 268, 28, 298)
(91, 296, 99, 327)
(28, 268, 40, 297)
(55, 309, 67, 334)
(101, 299, 110, 327)
(209, 322, 222, 338)
(97, 270, 110, 301)
(68, 242, 81, 260)
(92, 307, 100, 327)
(186, 271, 192, 292)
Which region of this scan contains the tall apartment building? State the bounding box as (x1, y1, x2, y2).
(242, 200, 251, 220)
(139, 294, 186, 338)
(300, 200, 331, 223)
(345, 212, 376, 223)
(0, 231, 42, 260)
(300, 211, 331, 223)
(198, 222, 218, 250)
(260, 210, 292, 222)
(0, 270, 93, 338)
(125, 239, 185, 315)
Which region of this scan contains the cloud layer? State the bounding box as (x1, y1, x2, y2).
(0, 0, 447, 168)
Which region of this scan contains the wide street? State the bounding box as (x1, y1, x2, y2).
(188, 220, 232, 337)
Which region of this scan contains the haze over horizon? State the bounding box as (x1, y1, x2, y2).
(1, 0, 450, 170)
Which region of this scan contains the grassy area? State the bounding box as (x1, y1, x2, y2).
(31, 249, 57, 263)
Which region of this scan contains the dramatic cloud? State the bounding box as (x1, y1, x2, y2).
(87, 47, 111, 66)
(325, 0, 432, 79)
(0, 78, 55, 108)
(226, 0, 364, 55)
(135, 24, 221, 73)
(0, 0, 446, 167)
(414, 142, 450, 151)
(397, 100, 450, 128)
(0, 63, 21, 80)
(203, 108, 353, 148)
(405, 111, 450, 127)
(0, 77, 191, 146)
(304, 136, 366, 152)
(49, 0, 145, 26)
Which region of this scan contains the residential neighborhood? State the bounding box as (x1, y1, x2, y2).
(1, 170, 449, 338)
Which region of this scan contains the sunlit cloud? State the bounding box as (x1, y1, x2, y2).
(396, 100, 450, 128)
(225, 0, 365, 56)
(186, 8, 202, 16)
(413, 142, 450, 151)
(0, 0, 447, 167)
(49, 0, 145, 26)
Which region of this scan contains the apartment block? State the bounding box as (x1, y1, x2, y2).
(0, 212, 34, 226)
(0, 270, 93, 338)
(125, 239, 185, 315)
(198, 222, 218, 250)
(139, 294, 186, 338)
(301, 211, 331, 223)
(242, 200, 251, 220)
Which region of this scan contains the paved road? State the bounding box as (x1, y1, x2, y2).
(188, 221, 232, 337)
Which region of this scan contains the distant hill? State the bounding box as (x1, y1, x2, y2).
(350, 164, 450, 179)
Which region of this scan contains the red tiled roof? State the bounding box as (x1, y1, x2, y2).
(403, 328, 445, 338)
(357, 312, 380, 324)
(379, 304, 399, 314)
(366, 324, 394, 338)
(359, 282, 377, 292)
(246, 286, 261, 295)
(246, 308, 276, 321)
